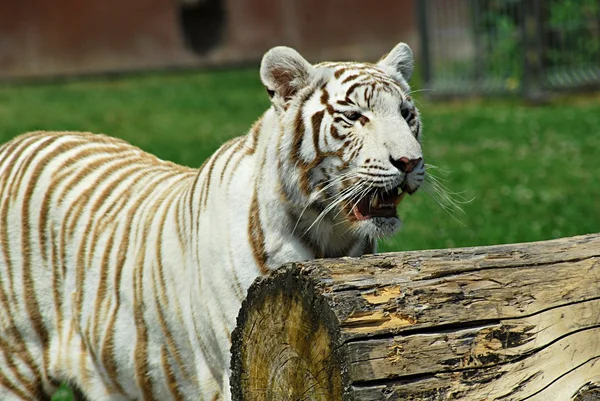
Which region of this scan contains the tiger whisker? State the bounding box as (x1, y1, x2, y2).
(298, 181, 358, 234)
(332, 180, 373, 221)
(422, 169, 473, 226)
(406, 88, 435, 96)
(332, 181, 375, 233)
(292, 171, 357, 235)
(303, 181, 365, 235)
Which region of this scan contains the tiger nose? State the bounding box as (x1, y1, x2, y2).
(390, 156, 421, 173)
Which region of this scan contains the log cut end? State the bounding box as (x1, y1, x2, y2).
(230, 266, 347, 400)
(573, 383, 600, 401)
(231, 234, 600, 400)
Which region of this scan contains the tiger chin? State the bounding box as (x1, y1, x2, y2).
(0, 42, 423, 400)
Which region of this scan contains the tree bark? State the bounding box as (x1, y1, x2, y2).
(230, 233, 600, 400)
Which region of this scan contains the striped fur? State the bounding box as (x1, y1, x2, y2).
(0, 43, 424, 400)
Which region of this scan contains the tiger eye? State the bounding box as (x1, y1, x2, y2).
(343, 111, 362, 121)
(400, 103, 415, 123)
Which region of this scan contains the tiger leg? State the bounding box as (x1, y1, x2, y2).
(50, 378, 129, 401)
(49, 336, 131, 401)
(63, 370, 130, 401)
(222, 374, 232, 400)
(69, 384, 90, 401)
(0, 347, 52, 401)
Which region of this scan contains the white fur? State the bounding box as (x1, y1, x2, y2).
(0, 43, 424, 400)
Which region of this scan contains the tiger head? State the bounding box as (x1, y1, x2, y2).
(261, 43, 424, 241)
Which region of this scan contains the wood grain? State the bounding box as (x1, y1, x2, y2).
(231, 234, 600, 400)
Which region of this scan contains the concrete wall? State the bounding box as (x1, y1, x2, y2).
(0, 0, 417, 79)
(218, 0, 418, 64)
(0, 0, 192, 79)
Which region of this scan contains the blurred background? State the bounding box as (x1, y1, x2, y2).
(0, 0, 417, 78)
(1, 0, 599, 249)
(0, 1, 598, 398)
(0, 6, 599, 229)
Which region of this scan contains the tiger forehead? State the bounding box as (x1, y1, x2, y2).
(315, 66, 404, 103)
(316, 62, 402, 96)
(316, 62, 388, 80)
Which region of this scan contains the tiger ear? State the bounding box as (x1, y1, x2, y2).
(260, 46, 314, 104)
(377, 42, 414, 82)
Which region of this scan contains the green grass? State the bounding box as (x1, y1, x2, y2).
(1, 69, 600, 401)
(381, 95, 600, 251)
(1, 70, 600, 255)
(2, 70, 600, 254)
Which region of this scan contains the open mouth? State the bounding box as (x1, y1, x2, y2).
(352, 186, 407, 220)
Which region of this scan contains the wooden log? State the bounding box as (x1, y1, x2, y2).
(230, 233, 600, 400)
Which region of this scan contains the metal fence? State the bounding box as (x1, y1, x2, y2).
(417, 0, 600, 98)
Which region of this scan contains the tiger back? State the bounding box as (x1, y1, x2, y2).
(0, 42, 425, 400)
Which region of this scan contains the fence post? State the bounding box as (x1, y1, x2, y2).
(416, 0, 431, 89)
(521, 0, 546, 102)
(471, 0, 484, 93)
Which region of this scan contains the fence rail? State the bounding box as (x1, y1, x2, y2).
(417, 0, 600, 98)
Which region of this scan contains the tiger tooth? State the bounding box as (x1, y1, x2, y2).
(371, 196, 380, 208)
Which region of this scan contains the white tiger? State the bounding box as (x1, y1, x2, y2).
(0, 42, 424, 400)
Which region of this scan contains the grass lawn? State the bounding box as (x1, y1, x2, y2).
(2, 69, 599, 252)
(0, 69, 600, 251)
(1, 69, 599, 399)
